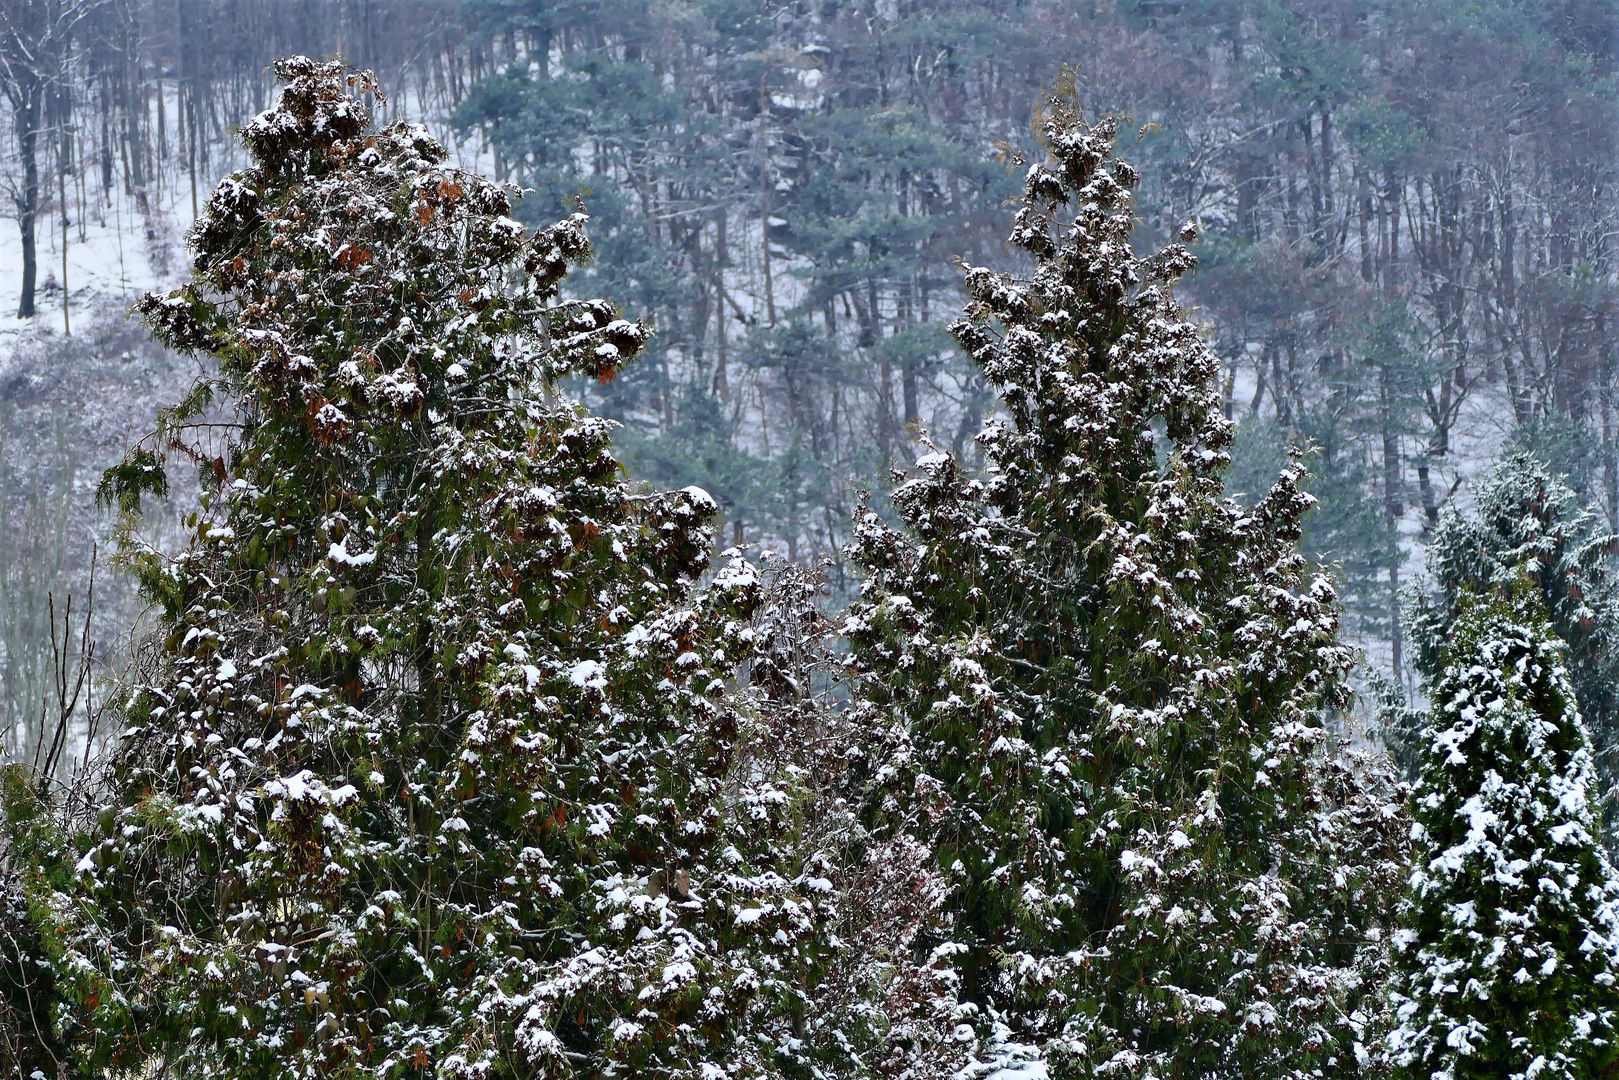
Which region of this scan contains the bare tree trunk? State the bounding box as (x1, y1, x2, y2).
(1389, 562, 1403, 688)
(1249, 342, 1270, 418)
(1319, 106, 1336, 248)
(1357, 166, 1373, 283)
(1416, 453, 1441, 527)
(758, 80, 775, 329)
(713, 209, 728, 401)
(900, 277, 919, 428)
(14, 79, 42, 318)
(58, 136, 70, 335)
(1380, 366, 1404, 683)
(121, 1, 144, 192)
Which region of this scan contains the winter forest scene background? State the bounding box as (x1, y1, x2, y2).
(4, 0, 1619, 1077)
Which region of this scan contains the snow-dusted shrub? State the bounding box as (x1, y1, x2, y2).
(1390, 591, 1619, 1080)
(5, 57, 830, 1079)
(843, 99, 1410, 1078)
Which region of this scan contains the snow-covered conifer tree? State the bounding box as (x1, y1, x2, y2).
(7, 58, 826, 1079)
(1389, 592, 1619, 1080)
(1403, 452, 1619, 803)
(843, 96, 1409, 1078)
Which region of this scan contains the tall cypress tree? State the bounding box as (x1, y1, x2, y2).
(844, 98, 1408, 1078)
(8, 58, 825, 1079)
(1389, 592, 1619, 1080)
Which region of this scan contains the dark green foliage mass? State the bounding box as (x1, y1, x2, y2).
(8, 2, 1619, 1072)
(0, 769, 76, 1078)
(843, 102, 1409, 1079)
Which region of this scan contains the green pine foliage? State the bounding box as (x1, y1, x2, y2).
(1389, 592, 1619, 1080)
(842, 100, 1409, 1078)
(1403, 453, 1619, 804)
(451, 14, 1021, 559)
(8, 58, 831, 1079)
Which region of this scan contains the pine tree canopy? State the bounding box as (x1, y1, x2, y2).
(4, 57, 829, 1080)
(844, 95, 1409, 1079)
(1390, 590, 1619, 1080)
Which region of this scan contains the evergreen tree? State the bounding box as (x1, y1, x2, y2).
(1403, 453, 1619, 801)
(1389, 592, 1619, 1080)
(6, 58, 827, 1079)
(1226, 405, 1403, 653)
(843, 101, 1408, 1078)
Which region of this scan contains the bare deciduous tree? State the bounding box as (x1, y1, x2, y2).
(0, 0, 104, 318)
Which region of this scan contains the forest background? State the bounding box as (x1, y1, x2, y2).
(1, 0, 1616, 771)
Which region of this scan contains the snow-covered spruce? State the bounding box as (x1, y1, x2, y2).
(1389, 595, 1619, 1080)
(1402, 452, 1619, 826)
(843, 103, 1409, 1078)
(11, 58, 830, 1079)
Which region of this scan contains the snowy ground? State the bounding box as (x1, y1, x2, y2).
(0, 176, 180, 351)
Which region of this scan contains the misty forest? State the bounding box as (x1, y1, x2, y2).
(2, 1, 1619, 1078)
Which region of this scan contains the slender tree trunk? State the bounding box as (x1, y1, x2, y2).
(1416, 439, 1444, 527)
(123, 33, 145, 190)
(713, 210, 728, 401)
(155, 69, 166, 164)
(758, 79, 775, 328)
(536, 28, 553, 79)
(1303, 115, 1323, 247)
(1249, 343, 1270, 418)
(687, 223, 708, 422)
(14, 81, 43, 319)
(59, 143, 70, 335)
(1380, 372, 1403, 520)
(901, 278, 919, 428)
(1380, 366, 1404, 683)
(1319, 106, 1336, 247)
(180, 0, 199, 222)
(1390, 562, 1403, 688)
(1385, 166, 1402, 288)
(877, 356, 893, 463)
(1357, 166, 1374, 283)
(1503, 348, 1532, 427)
(1272, 343, 1295, 428)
